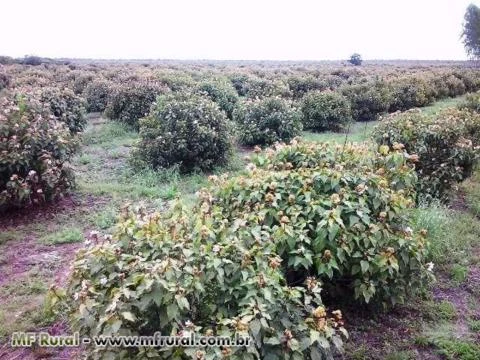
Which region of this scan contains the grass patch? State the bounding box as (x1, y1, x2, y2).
(303, 121, 377, 144)
(1, 277, 47, 297)
(77, 153, 94, 165)
(82, 120, 137, 147)
(430, 301, 457, 321)
(433, 338, 480, 360)
(468, 319, 480, 332)
(0, 272, 54, 339)
(410, 202, 480, 265)
(0, 230, 24, 245)
(451, 264, 469, 284)
(89, 206, 119, 230)
(461, 167, 480, 217)
(0, 295, 52, 338)
(40, 227, 84, 245)
(384, 351, 416, 360)
(420, 95, 467, 116)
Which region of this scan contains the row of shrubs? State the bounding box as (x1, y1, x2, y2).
(86, 83, 480, 195)
(4, 63, 480, 132)
(2, 65, 480, 210)
(89, 73, 480, 132)
(62, 140, 431, 359)
(0, 87, 86, 210)
(0, 94, 78, 210)
(373, 107, 480, 201)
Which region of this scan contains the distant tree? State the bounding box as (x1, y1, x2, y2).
(462, 4, 480, 59)
(0, 56, 14, 65)
(349, 53, 363, 66)
(23, 55, 43, 66)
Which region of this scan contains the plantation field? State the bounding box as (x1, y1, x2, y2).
(1, 61, 480, 359)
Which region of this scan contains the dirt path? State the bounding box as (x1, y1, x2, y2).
(0, 194, 110, 360)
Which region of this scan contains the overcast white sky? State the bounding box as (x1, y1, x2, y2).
(0, 0, 477, 60)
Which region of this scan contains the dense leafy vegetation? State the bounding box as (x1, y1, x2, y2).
(2, 60, 480, 360)
(301, 91, 352, 132)
(233, 97, 302, 146)
(105, 82, 166, 128)
(341, 81, 391, 122)
(348, 53, 363, 66)
(133, 92, 233, 172)
(83, 79, 112, 112)
(65, 139, 434, 359)
(196, 79, 239, 119)
(462, 3, 480, 59)
(373, 108, 480, 200)
(0, 94, 76, 210)
(40, 87, 87, 134)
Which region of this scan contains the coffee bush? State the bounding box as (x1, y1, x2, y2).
(388, 77, 435, 112)
(83, 79, 112, 112)
(0, 95, 76, 210)
(0, 70, 10, 91)
(66, 194, 346, 359)
(242, 141, 430, 305)
(459, 91, 480, 112)
(233, 97, 302, 146)
(228, 72, 250, 96)
(133, 92, 233, 172)
(196, 79, 239, 119)
(40, 87, 87, 134)
(287, 75, 327, 99)
(453, 70, 480, 93)
(245, 77, 289, 99)
(341, 81, 391, 122)
(62, 138, 433, 359)
(301, 91, 353, 132)
(104, 82, 165, 129)
(71, 71, 95, 94)
(373, 108, 480, 200)
(157, 72, 196, 91)
(443, 74, 467, 97)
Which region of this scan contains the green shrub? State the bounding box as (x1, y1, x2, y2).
(245, 77, 289, 99)
(0, 70, 10, 91)
(22, 55, 43, 66)
(430, 73, 468, 100)
(301, 91, 353, 132)
(157, 72, 195, 91)
(246, 140, 430, 305)
(65, 194, 346, 359)
(453, 70, 480, 93)
(459, 91, 480, 112)
(287, 75, 327, 99)
(133, 92, 233, 172)
(372, 108, 480, 200)
(40, 87, 87, 134)
(228, 72, 250, 96)
(83, 79, 112, 112)
(104, 82, 165, 129)
(443, 74, 467, 97)
(0, 95, 76, 210)
(233, 97, 302, 146)
(196, 79, 239, 119)
(62, 140, 432, 359)
(341, 81, 391, 122)
(71, 72, 95, 94)
(388, 77, 436, 112)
